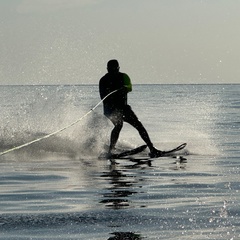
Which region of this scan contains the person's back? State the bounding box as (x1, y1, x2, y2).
(99, 72, 127, 115)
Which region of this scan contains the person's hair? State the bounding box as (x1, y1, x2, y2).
(107, 59, 119, 70)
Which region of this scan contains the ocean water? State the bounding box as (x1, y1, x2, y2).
(0, 84, 239, 240)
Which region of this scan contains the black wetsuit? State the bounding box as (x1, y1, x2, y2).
(99, 72, 131, 116)
(99, 72, 154, 151)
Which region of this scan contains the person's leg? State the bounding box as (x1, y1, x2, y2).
(123, 106, 154, 150)
(123, 105, 162, 157)
(109, 122, 123, 152)
(107, 111, 123, 153)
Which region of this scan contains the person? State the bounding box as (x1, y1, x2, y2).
(99, 59, 163, 158)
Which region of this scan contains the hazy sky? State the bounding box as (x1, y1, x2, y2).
(0, 0, 240, 85)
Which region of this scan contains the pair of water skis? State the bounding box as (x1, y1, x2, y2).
(100, 143, 187, 164)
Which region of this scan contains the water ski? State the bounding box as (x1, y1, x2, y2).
(116, 143, 187, 160)
(156, 143, 187, 157)
(119, 143, 187, 165)
(110, 144, 147, 159)
(98, 145, 147, 160)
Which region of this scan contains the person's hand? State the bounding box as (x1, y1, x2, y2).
(120, 86, 128, 93)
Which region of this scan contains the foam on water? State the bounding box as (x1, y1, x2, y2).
(0, 85, 112, 157)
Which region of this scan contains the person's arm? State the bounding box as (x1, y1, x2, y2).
(123, 73, 132, 92)
(99, 78, 107, 100)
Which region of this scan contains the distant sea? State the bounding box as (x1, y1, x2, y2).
(0, 84, 239, 239)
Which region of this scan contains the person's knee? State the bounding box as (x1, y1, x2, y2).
(132, 119, 144, 130)
(114, 122, 123, 131)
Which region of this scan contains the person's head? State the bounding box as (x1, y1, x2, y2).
(107, 59, 120, 74)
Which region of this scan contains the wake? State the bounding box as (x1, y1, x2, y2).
(0, 112, 112, 159)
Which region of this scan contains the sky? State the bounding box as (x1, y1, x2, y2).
(0, 0, 240, 85)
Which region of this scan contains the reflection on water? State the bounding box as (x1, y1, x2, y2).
(96, 155, 240, 240)
(99, 157, 187, 210)
(108, 231, 142, 240)
(99, 161, 151, 210)
(99, 159, 188, 239)
(1, 149, 240, 240)
(99, 161, 152, 239)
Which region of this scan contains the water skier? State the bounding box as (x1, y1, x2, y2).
(99, 59, 163, 158)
